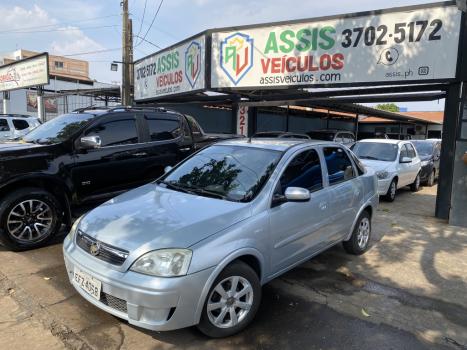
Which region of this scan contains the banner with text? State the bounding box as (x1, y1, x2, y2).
(0, 53, 49, 92)
(211, 5, 462, 88)
(134, 35, 206, 100)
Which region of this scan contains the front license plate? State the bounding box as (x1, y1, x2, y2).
(73, 267, 102, 301)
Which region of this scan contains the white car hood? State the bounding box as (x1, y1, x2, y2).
(360, 159, 392, 172)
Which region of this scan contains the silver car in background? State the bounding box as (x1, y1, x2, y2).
(352, 139, 422, 202)
(63, 139, 378, 338)
(0, 114, 41, 141)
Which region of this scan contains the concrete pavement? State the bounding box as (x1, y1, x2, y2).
(0, 185, 465, 349)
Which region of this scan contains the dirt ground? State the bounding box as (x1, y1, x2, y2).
(0, 185, 466, 350)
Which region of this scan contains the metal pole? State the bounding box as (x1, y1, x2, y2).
(2, 91, 10, 114)
(37, 86, 45, 122)
(354, 114, 359, 139)
(286, 105, 289, 131)
(121, 0, 131, 106)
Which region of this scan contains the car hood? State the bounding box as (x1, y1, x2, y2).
(0, 141, 45, 152)
(360, 159, 393, 172)
(78, 183, 251, 254)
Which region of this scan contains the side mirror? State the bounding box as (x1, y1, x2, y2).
(284, 187, 310, 202)
(80, 136, 101, 149)
(400, 157, 411, 163)
(164, 166, 173, 174)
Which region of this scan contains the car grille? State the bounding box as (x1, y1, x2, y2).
(100, 292, 127, 314)
(76, 230, 129, 266)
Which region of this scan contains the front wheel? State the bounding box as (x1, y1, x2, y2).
(343, 211, 371, 255)
(426, 170, 435, 187)
(383, 179, 397, 202)
(197, 261, 261, 338)
(0, 188, 63, 251)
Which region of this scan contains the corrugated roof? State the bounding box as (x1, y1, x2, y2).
(361, 111, 444, 124)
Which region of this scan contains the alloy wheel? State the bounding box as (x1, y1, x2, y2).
(357, 217, 370, 249)
(390, 182, 396, 199)
(6, 200, 53, 243)
(207, 276, 254, 329)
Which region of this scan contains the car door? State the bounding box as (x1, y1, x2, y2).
(398, 144, 412, 187)
(322, 146, 362, 239)
(71, 113, 149, 201)
(136, 112, 190, 183)
(0, 118, 11, 141)
(406, 143, 421, 182)
(268, 148, 332, 275)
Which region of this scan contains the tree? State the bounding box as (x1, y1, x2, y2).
(375, 103, 400, 113)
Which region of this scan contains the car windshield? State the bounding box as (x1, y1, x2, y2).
(159, 145, 282, 202)
(306, 131, 335, 141)
(412, 141, 434, 156)
(352, 142, 399, 162)
(23, 113, 95, 144)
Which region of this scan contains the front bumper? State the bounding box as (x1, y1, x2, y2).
(63, 237, 215, 332)
(376, 178, 393, 195)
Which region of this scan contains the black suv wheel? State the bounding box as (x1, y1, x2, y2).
(0, 188, 63, 251)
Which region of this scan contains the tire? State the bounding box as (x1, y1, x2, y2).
(197, 261, 262, 338)
(343, 210, 371, 255)
(426, 170, 435, 187)
(0, 188, 63, 251)
(383, 179, 397, 202)
(410, 173, 421, 192)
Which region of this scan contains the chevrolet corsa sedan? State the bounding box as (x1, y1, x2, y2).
(63, 139, 378, 337)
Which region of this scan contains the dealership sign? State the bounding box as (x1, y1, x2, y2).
(0, 53, 49, 92)
(134, 35, 206, 100)
(211, 4, 462, 88)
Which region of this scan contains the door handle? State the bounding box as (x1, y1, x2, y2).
(319, 202, 328, 210)
(133, 152, 148, 157)
(179, 147, 191, 152)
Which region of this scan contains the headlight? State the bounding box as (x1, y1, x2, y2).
(67, 215, 84, 241)
(130, 249, 192, 277)
(376, 170, 389, 179)
(421, 160, 431, 167)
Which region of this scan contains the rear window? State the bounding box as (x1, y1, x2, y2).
(146, 116, 181, 141)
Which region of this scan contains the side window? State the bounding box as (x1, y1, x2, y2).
(349, 151, 365, 176)
(400, 145, 409, 159)
(13, 119, 30, 130)
(145, 115, 181, 141)
(85, 119, 138, 147)
(323, 147, 356, 185)
(406, 143, 416, 158)
(0, 119, 10, 131)
(279, 149, 323, 193)
(334, 133, 343, 143)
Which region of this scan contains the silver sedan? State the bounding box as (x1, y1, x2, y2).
(63, 139, 378, 338)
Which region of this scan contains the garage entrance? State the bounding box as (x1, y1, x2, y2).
(133, 1, 467, 227)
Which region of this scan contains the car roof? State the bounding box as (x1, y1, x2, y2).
(215, 138, 336, 152)
(358, 138, 406, 145)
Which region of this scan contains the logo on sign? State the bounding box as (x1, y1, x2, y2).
(185, 41, 202, 88)
(220, 32, 254, 85)
(0, 68, 20, 86)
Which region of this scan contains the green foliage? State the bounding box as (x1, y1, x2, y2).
(375, 103, 400, 113)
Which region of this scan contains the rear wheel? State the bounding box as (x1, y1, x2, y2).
(197, 261, 261, 338)
(410, 173, 421, 192)
(383, 179, 397, 202)
(343, 211, 371, 255)
(0, 188, 63, 251)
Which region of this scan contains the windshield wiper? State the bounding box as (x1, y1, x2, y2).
(185, 187, 230, 200)
(359, 156, 381, 160)
(157, 180, 195, 194)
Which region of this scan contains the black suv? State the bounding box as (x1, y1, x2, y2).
(0, 106, 235, 250)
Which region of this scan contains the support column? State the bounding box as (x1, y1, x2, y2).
(354, 114, 359, 139)
(436, 83, 463, 220)
(2, 91, 10, 114)
(37, 86, 45, 122)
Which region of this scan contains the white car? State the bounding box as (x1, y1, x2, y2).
(0, 114, 41, 142)
(352, 139, 421, 201)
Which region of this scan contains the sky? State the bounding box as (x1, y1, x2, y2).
(0, 0, 446, 111)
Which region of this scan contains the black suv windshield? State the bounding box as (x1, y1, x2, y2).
(412, 141, 434, 156)
(352, 142, 399, 162)
(23, 113, 95, 144)
(159, 145, 282, 202)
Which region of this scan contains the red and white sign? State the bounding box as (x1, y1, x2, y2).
(236, 105, 249, 136)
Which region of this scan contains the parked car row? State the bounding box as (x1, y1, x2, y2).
(0, 106, 239, 250)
